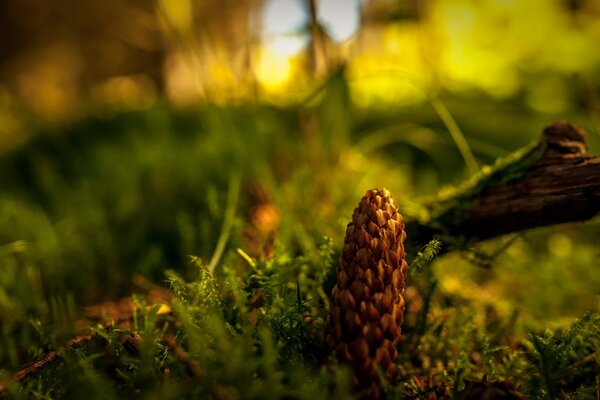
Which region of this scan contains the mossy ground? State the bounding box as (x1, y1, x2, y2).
(0, 77, 599, 399)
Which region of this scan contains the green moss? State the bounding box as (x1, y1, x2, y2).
(425, 139, 545, 234)
(0, 97, 597, 398)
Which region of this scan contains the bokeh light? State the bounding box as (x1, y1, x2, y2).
(318, 0, 361, 42)
(262, 0, 307, 36)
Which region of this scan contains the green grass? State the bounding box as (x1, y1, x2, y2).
(0, 75, 598, 398)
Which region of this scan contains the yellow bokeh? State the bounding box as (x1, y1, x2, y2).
(348, 23, 431, 107)
(255, 44, 303, 96)
(157, 0, 193, 33)
(42, 0, 600, 109)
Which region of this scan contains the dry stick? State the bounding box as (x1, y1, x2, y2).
(0, 334, 94, 393)
(0, 329, 194, 395)
(3, 121, 600, 392)
(161, 334, 204, 379)
(0, 299, 173, 395)
(551, 351, 598, 380)
(408, 121, 600, 250)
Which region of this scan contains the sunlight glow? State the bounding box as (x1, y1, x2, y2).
(318, 0, 361, 42)
(258, 0, 309, 92)
(348, 23, 431, 107)
(157, 0, 193, 32)
(270, 35, 308, 56)
(262, 0, 307, 36)
(256, 46, 294, 90)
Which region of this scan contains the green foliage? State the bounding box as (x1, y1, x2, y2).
(0, 75, 598, 398)
(408, 238, 442, 277)
(524, 313, 600, 399)
(70, 242, 352, 399)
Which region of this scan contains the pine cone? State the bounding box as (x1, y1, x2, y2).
(325, 189, 408, 399)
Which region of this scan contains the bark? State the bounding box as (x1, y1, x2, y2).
(407, 121, 600, 250)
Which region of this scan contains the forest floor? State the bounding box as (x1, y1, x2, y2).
(0, 86, 599, 399)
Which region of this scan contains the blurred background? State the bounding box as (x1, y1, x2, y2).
(1, 0, 600, 141)
(0, 0, 599, 370)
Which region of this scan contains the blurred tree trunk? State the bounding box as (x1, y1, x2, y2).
(306, 0, 329, 76)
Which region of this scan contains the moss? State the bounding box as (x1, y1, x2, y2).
(0, 100, 597, 399)
(424, 139, 546, 235)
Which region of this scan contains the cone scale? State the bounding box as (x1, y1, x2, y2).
(325, 189, 408, 399)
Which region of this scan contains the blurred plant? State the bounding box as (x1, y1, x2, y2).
(524, 313, 600, 399)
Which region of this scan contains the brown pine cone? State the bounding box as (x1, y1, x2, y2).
(325, 189, 408, 399)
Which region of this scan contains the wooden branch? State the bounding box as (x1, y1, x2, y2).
(0, 295, 172, 395)
(408, 121, 600, 249)
(0, 334, 94, 394)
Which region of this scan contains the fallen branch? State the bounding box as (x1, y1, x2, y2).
(0, 294, 172, 395)
(0, 334, 94, 394)
(408, 121, 600, 250)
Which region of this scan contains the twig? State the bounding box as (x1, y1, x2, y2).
(161, 334, 204, 379)
(551, 351, 598, 380)
(0, 334, 94, 394)
(0, 295, 172, 395)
